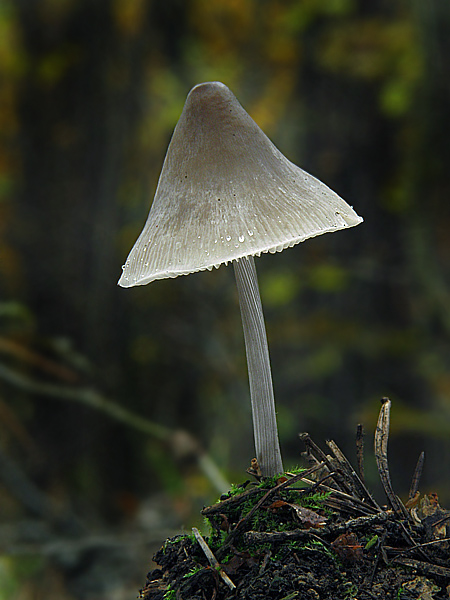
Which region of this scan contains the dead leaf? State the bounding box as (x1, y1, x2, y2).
(267, 500, 327, 529)
(289, 504, 327, 528)
(331, 532, 363, 562)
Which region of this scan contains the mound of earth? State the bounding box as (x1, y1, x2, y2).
(140, 401, 450, 600)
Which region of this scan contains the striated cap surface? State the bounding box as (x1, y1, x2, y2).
(119, 82, 363, 287)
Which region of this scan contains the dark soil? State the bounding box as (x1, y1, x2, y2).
(140, 482, 450, 599)
(140, 410, 450, 600)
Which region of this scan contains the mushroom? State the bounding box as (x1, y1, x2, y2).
(119, 82, 363, 477)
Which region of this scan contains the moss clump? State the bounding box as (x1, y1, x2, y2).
(140, 419, 450, 599)
(204, 471, 331, 558)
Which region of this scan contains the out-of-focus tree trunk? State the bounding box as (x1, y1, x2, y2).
(15, 1, 141, 368)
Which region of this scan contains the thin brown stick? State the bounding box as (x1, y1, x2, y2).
(393, 557, 450, 578)
(374, 398, 409, 519)
(399, 536, 450, 553)
(283, 471, 340, 497)
(299, 433, 350, 494)
(397, 519, 432, 562)
(0, 336, 79, 383)
(300, 477, 379, 515)
(356, 424, 365, 484)
(202, 485, 265, 516)
(192, 528, 236, 590)
(202, 463, 325, 518)
(321, 496, 378, 517)
(432, 513, 450, 529)
(299, 433, 331, 466)
(409, 451, 425, 501)
(326, 439, 381, 511)
(243, 511, 391, 545)
(243, 529, 310, 545)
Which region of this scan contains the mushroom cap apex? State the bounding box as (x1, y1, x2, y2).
(190, 81, 228, 94)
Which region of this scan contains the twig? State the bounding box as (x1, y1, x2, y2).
(192, 528, 236, 591)
(393, 557, 450, 578)
(355, 424, 365, 484)
(242, 511, 392, 545)
(326, 439, 381, 511)
(287, 471, 377, 516)
(202, 485, 269, 517)
(299, 433, 346, 493)
(259, 549, 271, 574)
(243, 529, 310, 545)
(399, 536, 450, 553)
(374, 398, 409, 519)
(409, 451, 425, 501)
(300, 477, 379, 516)
(202, 463, 327, 518)
(300, 434, 382, 516)
(283, 472, 342, 498)
(397, 519, 432, 562)
(321, 495, 379, 517)
(432, 513, 450, 529)
(0, 336, 79, 384)
(0, 363, 169, 440)
(326, 510, 391, 533)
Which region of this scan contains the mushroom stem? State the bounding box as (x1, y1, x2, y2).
(233, 255, 284, 477)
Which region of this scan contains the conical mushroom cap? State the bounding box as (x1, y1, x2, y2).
(119, 82, 363, 287)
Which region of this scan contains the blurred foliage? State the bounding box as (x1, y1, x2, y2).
(1, 0, 450, 596)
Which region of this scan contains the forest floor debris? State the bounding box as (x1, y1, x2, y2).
(140, 399, 450, 600)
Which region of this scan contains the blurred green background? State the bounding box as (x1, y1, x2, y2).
(1, 0, 450, 597)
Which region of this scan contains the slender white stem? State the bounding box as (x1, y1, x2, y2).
(233, 255, 284, 477)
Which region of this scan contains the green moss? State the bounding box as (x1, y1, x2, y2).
(162, 533, 195, 554)
(306, 539, 336, 559)
(364, 534, 379, 550)
(163, 584, 176, 600)
(182, 565, 203, 579)
(204, 473, 332, 560)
